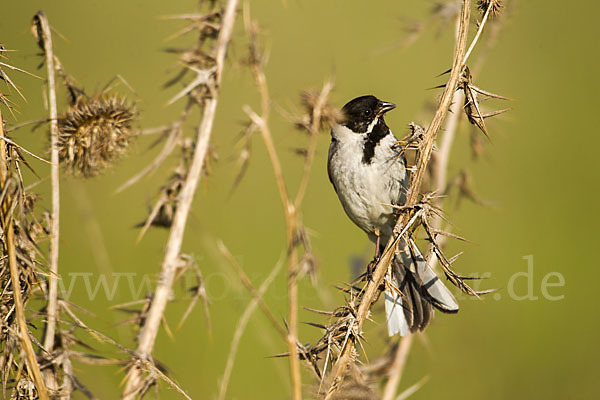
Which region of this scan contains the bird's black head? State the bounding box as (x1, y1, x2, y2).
(341, 95, 396, 133)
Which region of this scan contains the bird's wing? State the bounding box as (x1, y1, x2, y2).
(327, 139, 338, 194)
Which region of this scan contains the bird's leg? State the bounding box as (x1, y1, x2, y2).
(374, 229, 381, 259)
(366, 229, 381, 282)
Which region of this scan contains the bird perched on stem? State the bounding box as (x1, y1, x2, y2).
(327, 95, 459, 336)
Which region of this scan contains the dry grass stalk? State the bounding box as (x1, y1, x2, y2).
(30, 12, 141, 398)
(241, 7, 340, 398)
(121, 0, 240, 397)
(32, 12, 78, 397)
(31, 13, 60, 365)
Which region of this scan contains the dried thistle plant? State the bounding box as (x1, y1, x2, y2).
(477, 0, 504, 17)
(23, 12, 152, 399)
(121, 0, 240, 397)
(295, 90, 343, 132)
(0, 51, 50, 399)
(57, 95, 137, 177)
(238, 7, 340, 399)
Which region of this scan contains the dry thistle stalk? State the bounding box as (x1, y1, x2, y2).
(57, 95, 137, 177)
(317, 1, 514, 397)
(121, 0, 240, 397)
(238, 7, 341, 400)
(30, 12, 147, 398)
(318, 2, 474, 398)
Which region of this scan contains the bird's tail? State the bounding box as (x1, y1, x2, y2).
(384, 236, 459, 336)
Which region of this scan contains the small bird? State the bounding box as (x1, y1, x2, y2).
(327, 95, 459, 336)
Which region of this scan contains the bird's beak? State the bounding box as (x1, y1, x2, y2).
(378, 101, 396, 116)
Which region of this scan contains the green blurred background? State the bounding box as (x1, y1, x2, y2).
(1, 0, 598, 399)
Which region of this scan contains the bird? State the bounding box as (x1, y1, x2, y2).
(327, 95, 459, 336)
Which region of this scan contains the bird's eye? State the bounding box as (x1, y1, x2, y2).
(364, 109, 371, 117)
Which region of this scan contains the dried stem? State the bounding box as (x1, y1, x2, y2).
(431, 0, 503, 267)
(403, 2, 471, 207)
(381, 335, 414, 400)
(243, 13, 304, 399)
(35, 11, 60, 357)
(121, 0, 240, 397)
(244, 100, 303, 399)
(323, 1, 472, 397)
(33, 11, 63, 395)
(245, 76, 334, 400)
(244, 9, 335, 394)
(0, 110, 49, 399)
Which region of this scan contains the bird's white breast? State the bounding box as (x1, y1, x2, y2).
(328, 124, 408, 241)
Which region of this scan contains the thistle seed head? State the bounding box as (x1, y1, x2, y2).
(477, 0, 503, 17)
(296, 89, 343, 132)
(57, 95, 137, 177)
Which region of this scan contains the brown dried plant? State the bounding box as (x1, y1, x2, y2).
(5, 12, 153, 400)
(0, 45, 49, 400)
(234, 6, 342, 399)
(120, 0, 240, 398)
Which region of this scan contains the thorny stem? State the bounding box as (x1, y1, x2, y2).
(0, 110, 49, 399)
(384, 8, 504, 395)
(121, 0, 240, 398)
(381, 334, 414, 400)
(430, 0, 503, 269)
(243, 12, 309, 399)
(245, 100, 303, 399)
(323, 1, 472, 398)
(425, 24, 467, 280)
(287, 82, 332, 400)
(382, 40, 465, 400)
(245, 69, 334, 400)
(404, 1, 471, 207)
